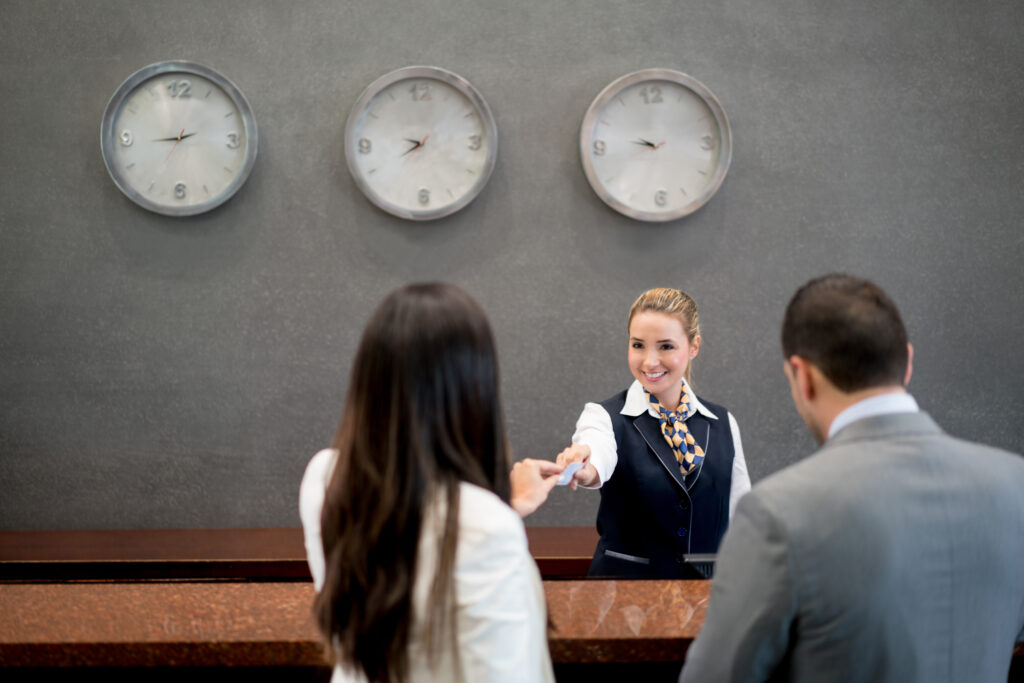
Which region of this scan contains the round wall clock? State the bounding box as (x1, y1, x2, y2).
(345, 66, 498, 220)
(100, 61, 258, 216)
(579, 69, 731, 222)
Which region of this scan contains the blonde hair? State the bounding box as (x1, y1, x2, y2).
(628, 288, 701, 383)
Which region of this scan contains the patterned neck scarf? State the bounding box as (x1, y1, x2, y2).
(646, 381, 705, 475)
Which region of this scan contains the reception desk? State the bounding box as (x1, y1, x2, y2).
(1, 529, 1021, 681)
(0, 579, 708, 666)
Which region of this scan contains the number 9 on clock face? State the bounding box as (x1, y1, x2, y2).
(579, 69, 732, 222)
(344, 66, 498, 221)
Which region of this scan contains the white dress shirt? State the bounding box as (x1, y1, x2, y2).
(571, 379, 751, 520)
(828, 391, 919, 440)
(299, 448, 555, 683)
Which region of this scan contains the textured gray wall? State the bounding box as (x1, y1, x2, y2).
(2, 0, 1022, 530)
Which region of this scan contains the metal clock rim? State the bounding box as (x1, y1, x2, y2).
(344, 65, 499, 221)
(579, 68, 732, 222)
(100, 60, 259, 217)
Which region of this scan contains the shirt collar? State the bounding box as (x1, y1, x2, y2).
(621, 379, 719, 421)
(828, 391, 919, 440)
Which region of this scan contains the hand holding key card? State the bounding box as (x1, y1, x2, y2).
(556, 461, 584, 486)
(554, 443, 594, 489)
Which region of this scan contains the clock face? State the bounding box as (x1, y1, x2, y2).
(100, 61, 258, 216)
(580, 69, 731, 222)
(345, 66, 497, 220)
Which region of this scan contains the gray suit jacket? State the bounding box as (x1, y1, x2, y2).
(680, 411, 1024, 683)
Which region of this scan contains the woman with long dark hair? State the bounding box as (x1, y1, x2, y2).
(299, 282, 555, 683)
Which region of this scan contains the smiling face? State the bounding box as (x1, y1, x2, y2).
(628, 311, 700, 408)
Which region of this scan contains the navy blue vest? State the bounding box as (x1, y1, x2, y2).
(588, 389, 736, 579)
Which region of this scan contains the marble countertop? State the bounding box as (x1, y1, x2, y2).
(0, 579, 707, 667)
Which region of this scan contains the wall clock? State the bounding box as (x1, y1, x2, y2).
(345, 66, 498, 220)
(579, 69, 731, 222)
(100, 61, 258, 216)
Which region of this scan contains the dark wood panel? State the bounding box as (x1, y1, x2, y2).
(0, 527, 599, 581)
(0, 528, 304, 561)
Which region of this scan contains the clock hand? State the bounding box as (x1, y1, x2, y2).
(632, 138, 665, 149)
(153, 132, 198, 142)
(164, 128, 187, 162)
(401, 134, 430, 157)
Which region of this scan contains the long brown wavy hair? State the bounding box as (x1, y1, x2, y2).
(314, 282, 511, 683)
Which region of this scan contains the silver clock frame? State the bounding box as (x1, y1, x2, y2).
(100, 60, 259, 217)
(344, 66, 498, 221)
(579, 69, 732, 222)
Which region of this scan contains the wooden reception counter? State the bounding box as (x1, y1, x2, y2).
(1, 529, 1022, 680)
(0, 579, 708, 667)
(0, 527, 598, 581)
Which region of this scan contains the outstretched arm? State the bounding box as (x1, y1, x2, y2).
(566, 401, 620, 489)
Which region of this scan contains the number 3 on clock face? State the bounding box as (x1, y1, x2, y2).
(580, 69, 732, 222)
(344, 66, 498, 221)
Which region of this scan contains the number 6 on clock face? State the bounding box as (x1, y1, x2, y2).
(344, 66, 498, 221)
(579, 69, 732, 222)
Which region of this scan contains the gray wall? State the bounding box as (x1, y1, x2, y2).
(2, 0, 1022, 530)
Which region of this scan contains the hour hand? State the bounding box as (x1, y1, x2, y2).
(632, 138, 658, 148)
(400, 135, 429, 157)
(154, 132, 197, 142)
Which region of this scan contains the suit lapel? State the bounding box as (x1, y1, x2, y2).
(683, 417, 711, 491)
(633, 413, 688, 491)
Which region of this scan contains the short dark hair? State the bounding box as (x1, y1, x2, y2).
(781, 274, 909, 392)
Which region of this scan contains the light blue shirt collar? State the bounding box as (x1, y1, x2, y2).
(622, 379, 719, 421)
(828, 392, 919, 440)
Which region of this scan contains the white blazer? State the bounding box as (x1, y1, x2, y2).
(300, 449, 555, 683)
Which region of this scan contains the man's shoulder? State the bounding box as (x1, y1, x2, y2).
(828, 411, 1023, 470)
(742, 422, 924, 521)
(747, 447, 844, 510)
(748, 415, 1024, 520)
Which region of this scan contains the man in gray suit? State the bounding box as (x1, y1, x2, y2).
(680, 274, 1024, 682)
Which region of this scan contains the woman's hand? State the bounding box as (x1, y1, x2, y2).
(509, 458, 563, 518)
(555, 444, 598, 490)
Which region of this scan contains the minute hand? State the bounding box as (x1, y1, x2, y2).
(632, 138, 663, 149)
(154, 132, 198, 142)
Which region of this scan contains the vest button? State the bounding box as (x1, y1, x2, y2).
(677, 527, 687, 537)
(678, 500, 689, 511)
(675, 553, 685, 564)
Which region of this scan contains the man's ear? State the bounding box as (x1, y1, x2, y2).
(787, 355, 816, 403)
(904, 343, 914, 386)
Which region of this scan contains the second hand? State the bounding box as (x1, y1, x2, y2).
(164, 128, 188, 162)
